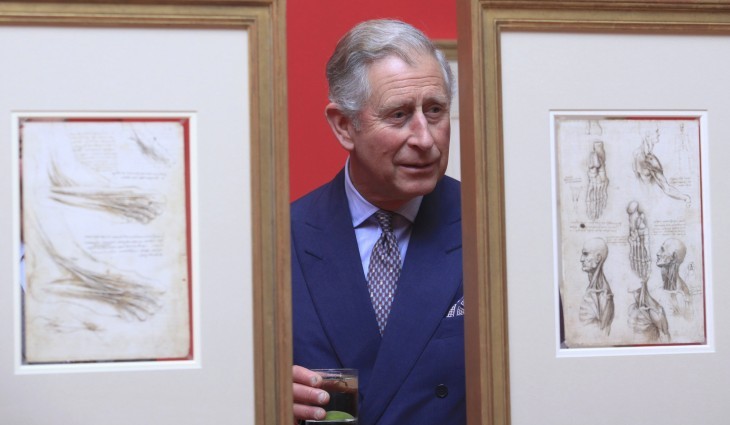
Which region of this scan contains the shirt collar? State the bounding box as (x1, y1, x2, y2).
(344, 157, 421, 227)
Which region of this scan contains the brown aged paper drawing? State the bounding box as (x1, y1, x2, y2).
(555, 114, 707, 348)
(21, 117, 192, 363)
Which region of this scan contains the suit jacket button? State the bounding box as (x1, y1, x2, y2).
(435, 384, 448, 398)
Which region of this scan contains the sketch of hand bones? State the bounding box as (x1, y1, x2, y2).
(48, 253, 163, 322)
(32, 219, 163, 322)
(48, 158, 165, 224)
(578, 238, 614, 335)
(657, 238, 693, 319)
(586, 141, 608, 220)
(632, 128, 691, 206)
(626, 201, 670, 342)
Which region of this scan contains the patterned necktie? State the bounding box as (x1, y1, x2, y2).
(367, 210, 402, 335)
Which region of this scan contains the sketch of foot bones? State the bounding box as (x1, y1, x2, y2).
(586, 141, 608, 220)
(626, 201, 670, 342)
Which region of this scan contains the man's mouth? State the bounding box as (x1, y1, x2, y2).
(400, 160, 436, 170)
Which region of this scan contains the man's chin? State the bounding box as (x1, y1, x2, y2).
(398, 179, 439, 198)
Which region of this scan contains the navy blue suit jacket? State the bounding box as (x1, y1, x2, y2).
(291, 170, 465, 425)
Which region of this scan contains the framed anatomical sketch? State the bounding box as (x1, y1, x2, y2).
(0, 1, 289, 425)
(553, 112, 709, 350)
(458, 1, 730, 425)
(19, 114, 194, 364)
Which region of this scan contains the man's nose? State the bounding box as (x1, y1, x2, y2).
(407, 111, 435, 149)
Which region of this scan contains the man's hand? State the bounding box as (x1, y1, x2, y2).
(292, 365, 330, 424)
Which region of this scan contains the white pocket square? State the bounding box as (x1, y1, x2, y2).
(446, 296, 464, 317)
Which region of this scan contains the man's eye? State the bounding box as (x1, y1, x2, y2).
(425, 105, 447, 118)
(386, 110, 409, 123)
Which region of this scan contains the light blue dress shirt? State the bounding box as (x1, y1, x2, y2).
(343, 159, 422, 276)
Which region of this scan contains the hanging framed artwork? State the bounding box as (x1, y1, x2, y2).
(0, 1, 289, 424)
(458, 1, 729, 424)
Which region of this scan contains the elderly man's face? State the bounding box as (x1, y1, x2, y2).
(347, 53, 450, 210)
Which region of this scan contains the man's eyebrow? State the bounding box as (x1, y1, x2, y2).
(379, 94, 449, 110)
(376, 100, 414, 115)
(427, 94, 450, 104)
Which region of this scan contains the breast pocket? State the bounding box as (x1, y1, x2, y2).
(433, 315, 464, 340)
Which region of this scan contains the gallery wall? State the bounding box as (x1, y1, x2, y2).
(287, 0, 458, 201)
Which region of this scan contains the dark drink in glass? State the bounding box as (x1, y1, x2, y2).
(304, 368, 358, 424)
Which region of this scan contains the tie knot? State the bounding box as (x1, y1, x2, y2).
(374, 211, 394, 234)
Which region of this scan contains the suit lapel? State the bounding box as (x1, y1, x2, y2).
(295, 172, 382, 370)
(360, 180, 462, 425)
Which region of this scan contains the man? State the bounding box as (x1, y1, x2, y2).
(578, 237, 614, 335)
(656, 238, 692, 318)
(290, 19, 465, 425)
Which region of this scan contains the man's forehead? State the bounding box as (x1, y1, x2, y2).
(368, 53, 444, 82)
(367, 55, 447, 103)
(377, 86, 448, 106)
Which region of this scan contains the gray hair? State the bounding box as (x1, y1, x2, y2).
(326, 19, 455, 127)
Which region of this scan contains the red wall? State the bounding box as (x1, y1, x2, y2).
(287, 0, 457, 201)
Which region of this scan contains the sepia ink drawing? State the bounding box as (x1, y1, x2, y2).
(20, 116, 193, 364)
(48, 157, 166, 224)
(632, 128, 692, 206)
(586, 141, 609, 220)
(578, 238, 614, 335)
(555, 114, 707, 349)
(626, 201, 670, 343)
(656, 238, 693, 320)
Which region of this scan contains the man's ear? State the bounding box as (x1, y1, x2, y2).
(325, 103, 356, 152)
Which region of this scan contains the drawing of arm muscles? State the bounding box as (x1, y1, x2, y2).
(626, 201, 670, 342)
(586, 141, 609, 220)
(578, 237, 614, 335)
(632, 130, 691, 206)
(47, 158, 165, 224)
(657, 238, 693, 319)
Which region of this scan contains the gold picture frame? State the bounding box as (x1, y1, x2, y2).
(0, 1, 290, 424)
(458, 1, 730, 424)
